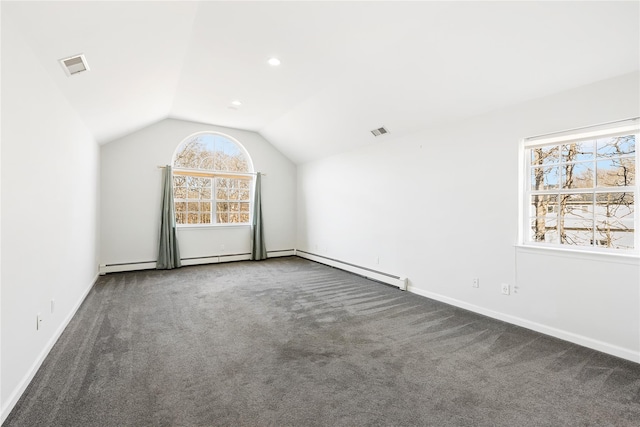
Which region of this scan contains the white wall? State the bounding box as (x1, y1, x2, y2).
(1, 18, 100, 420)
(297, 72, 640, 362)
(100, 118, 296, 268)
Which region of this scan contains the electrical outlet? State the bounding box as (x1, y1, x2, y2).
(501, 283, 510, 295)
(36, 313, 43, 331)
(51, 299, 55, 314)
(472, 278, 479, 288)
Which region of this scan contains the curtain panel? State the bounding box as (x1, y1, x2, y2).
(157, 165, 181, 269)
(251, 172, 267, 260)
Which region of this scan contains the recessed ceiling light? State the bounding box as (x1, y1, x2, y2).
(268, 57, 281, 66)
(231, 100, 243, 107)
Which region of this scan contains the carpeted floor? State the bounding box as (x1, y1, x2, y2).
(4, 257, 640, 426)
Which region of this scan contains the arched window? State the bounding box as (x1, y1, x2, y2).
(172, 132, 253, 225)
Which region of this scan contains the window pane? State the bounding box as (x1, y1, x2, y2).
(596, 158, 635, 187)
(174, 187, 187, 199)
(216, 189, 228, 200)
(200, 202, 211, 212)
(529, 194, 557, 217)
(561, 193, 593, 218)
(217, 213, 228, 223)
(187, 202, 200, 212)
(229, 203, 240, 212)
(216, 202, 228, 212)
(595, 192, 634, 249)
(240, 213, 250, 223)
(559, 193, 594, 247)
(187, 213, 199, 224)
(217, 178, 228, 188)
(173, 175, 186, 187)
(531, 146, 558, 165)
(562, 141, 594, 162)
(229, 213, 240, 223)
(597, 135, 636, 158)
(228, 189, 239, 200)
(201, 187, 211, 199)
(173, 134, 250, 172)
(239, 180, 250, 189)
(531, 166, 559, 190)
(240, 202, 250, 212)
(562, 162, 594, 189)
(530, 217, 558, 243)
(175, 212, 186, 224)
(560, 222, 594, 247)
(201, 213, 211, 224)
(175, 202, 186, 213)
(239, 190, 250, 200)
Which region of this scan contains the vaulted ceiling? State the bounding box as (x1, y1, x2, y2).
(3, 1, 639, 164)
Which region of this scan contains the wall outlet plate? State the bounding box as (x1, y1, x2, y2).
(501, 283, 510, 295)
(472, 278, 479, 288)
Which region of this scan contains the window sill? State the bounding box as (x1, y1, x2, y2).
(515, 244, 639, 265)
(177, 223, 251, 230)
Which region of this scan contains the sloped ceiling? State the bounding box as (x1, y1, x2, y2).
(3, 1, 639, 164)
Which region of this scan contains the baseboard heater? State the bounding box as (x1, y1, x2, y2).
(295, 250, 407, 290)
(99, 249, 295, 275)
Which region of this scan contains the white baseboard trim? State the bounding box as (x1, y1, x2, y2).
(295, 251, 407, 290)
(99, 250, 296, 274)
(1, 273, 100, 424)
(406, 284, 640, 364)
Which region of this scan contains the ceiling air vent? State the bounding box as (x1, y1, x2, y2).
(371, 126, 389, 137)
(59, 54, 90, 76)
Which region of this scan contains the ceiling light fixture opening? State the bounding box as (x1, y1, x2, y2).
(268, 57, 281, 66)
(231, 100, 243, 107)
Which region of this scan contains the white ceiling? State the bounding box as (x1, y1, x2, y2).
(3, 1, 639, 164)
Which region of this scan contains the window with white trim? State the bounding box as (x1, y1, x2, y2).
(523, 119, 639, 253)
(172, 133, 253, 225)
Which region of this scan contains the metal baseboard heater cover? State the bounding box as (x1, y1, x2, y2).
(295, 250, 407, 291)
(99, 250, 295, 274)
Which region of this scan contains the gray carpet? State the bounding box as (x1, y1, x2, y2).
(4, 257, 640, 427)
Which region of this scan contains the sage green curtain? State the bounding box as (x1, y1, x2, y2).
(250, 172, 267, 260)
(157, 165, 181, 269)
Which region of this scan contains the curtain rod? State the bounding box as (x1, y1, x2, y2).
(156, 165, 266, 176)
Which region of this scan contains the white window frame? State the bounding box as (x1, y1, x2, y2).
(172, 132, 254, 227)
(520, 118, 640, 256)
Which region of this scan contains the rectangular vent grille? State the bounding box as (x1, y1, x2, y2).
(371, 127, 389, 137)
(60, 54, 89, 76)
